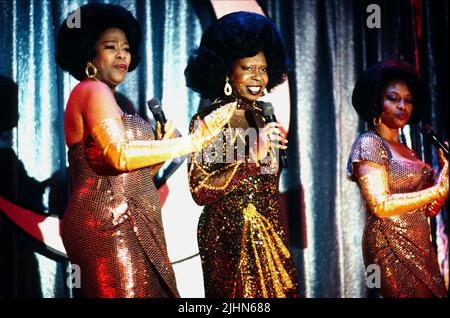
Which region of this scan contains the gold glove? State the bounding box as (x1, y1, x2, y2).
(426, 200, 442, 217)
(91, 102, 236, 171)
(425, 148, 449, 217)
(190, 101, 237, 151)
(358, 155, 448, 219)
(156, 120, 176, 140)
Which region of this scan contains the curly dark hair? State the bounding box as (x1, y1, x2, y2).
(352, 60, 426, 126)
(184, 11, 288, 99)
(55, 3, 141, 81)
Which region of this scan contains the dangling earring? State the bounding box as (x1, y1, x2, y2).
(224, 77, 232, 96)
(373, 116, 381, 127)
(85, 62, 97, 80)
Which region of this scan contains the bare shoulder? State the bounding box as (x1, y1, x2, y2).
(70, 80, 122, 132)
(72, 80, 118, 114)
(71, 80, 111, 100)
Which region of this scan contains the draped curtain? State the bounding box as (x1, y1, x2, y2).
(0, 0, 447, 298)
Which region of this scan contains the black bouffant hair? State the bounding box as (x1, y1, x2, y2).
(55, 3, 141, 81)
(352, 60, 426, 126)
(184, 11, 288, 99)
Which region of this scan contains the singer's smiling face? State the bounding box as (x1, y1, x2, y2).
(229, 51, 269, 102)
(91, 28, 131, 90)
(380, 80, 413, 129)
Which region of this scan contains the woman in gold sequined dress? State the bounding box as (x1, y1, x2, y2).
(347, 60, 448, 298)
(56, 4, 236, 297)
(184, 12, 300, 298)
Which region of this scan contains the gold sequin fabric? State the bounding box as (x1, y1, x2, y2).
(62, 114, 179, 298)
(347, 131, 447, 298)
(188, 99, 300, 298)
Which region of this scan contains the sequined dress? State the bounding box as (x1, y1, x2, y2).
(188, 99, 300, 298)
(62, 114, 179, 298)
(347, 131, 447, 298)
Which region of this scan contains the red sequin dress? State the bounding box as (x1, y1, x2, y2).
(188, 99, 300, 298)
(347, 131, 447, 297)
(62, 114, 179, 298)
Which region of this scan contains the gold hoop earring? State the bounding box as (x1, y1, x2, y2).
(224, 77, 232, 96)
(373, 116, 381, 127)
(85, 62, 97, 80)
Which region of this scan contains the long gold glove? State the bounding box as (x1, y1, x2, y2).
(148, 120, 176, 178)
(425, 149, 449, 217)
(358, 149, 448, 218)
(91, 102, 236, 171)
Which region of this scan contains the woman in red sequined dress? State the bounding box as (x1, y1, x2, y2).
(55, 4, 235, 297)
(185, 12, 300, 298)
(347, 60, 448, 297)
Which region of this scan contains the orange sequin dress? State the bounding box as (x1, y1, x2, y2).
(62, 114, 179, 298)
(347, 131, 447, 297)
(188, 99, 300, 298)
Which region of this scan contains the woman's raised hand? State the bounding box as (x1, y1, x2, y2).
(191, 101, 237, 151)
(156, 120, 176, 140)
(436, 147, 449, 202)
(256, 121, 287, 162)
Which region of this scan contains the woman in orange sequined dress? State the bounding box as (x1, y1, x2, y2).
(185, 12, 300, 298)
(56, 4, 236, 297)
(347, 60, 448, 298)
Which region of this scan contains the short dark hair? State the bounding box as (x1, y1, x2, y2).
(184, 11, 288, 99)
(55, 3, 141, 81)
(352, 60, 426, 126)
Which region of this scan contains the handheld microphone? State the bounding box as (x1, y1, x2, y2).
(259, 101, 288, 168)
(420, 124, 449, 157)
(147, 97, 167, 133)
(146, 97, 184, 188)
